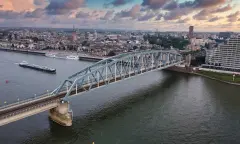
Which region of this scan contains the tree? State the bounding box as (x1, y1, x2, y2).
(107, 51, 116, 56)
(133, 45, 138, 50)
(205, 43, 210, 49)
(82, 41, 90, 47)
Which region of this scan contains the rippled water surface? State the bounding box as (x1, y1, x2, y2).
(0, 51, 240, 144)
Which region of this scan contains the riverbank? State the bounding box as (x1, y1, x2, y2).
(166, 65, 240, 86)
(194, 70, 240, 86)
(0, 47, 107, 62)
(78, 56, 103, 62)
(0, 47, 46, 56)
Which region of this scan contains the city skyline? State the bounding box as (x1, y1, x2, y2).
(0, 0, 240, 32)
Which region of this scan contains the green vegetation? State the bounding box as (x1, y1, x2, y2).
(143, 34, 190, 50)
(107, 51, 116, 56)
(197, 70, 240, 84)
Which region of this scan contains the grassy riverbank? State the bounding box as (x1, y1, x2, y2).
(197, 70, 240, 84)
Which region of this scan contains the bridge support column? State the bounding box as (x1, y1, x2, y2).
(49, 100, 72, 126)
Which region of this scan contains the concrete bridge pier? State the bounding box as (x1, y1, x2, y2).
(49, 100, 73, 126)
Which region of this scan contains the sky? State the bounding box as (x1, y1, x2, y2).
(0, 0, 239, 32)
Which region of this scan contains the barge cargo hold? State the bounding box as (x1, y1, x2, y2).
(19, 61, 56, 74)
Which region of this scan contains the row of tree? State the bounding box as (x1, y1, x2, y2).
(143, 34, 190, 50)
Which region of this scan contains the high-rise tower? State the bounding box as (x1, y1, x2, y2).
(72, 25, 77, 41)
(188, 26, 194, 39)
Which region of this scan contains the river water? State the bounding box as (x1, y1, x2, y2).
(0, 51, 240, 144)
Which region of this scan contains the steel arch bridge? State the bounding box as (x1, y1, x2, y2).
(0, 50, 183, 127)
(51, 50, 183, 99)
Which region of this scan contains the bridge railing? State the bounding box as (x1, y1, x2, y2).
(0, 91, 53, 110)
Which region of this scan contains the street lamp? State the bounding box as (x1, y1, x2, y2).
(233, 74, 236, 81)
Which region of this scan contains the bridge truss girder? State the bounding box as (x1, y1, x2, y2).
(51, 50, 182, 99)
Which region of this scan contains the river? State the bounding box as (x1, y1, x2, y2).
(0, 51, 240, 144)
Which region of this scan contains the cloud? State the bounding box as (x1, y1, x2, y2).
(180, 0, 229, 9)
(34, 0, 48, 6)
(208, 16, 222, 22)
(177, 17, 190, 23)
(114, 4, 140, 19)
(227, 11, 240, 22)
(100, 10, 115, 20)
(0, 0, 36, 12)
(213, 4, 232, 13)
(163, 0, 178, 10)
(104, 0, 133, 7)
(25, 8, 45, 18)
(164, 8, 191, 20)
(142, 0, 229, 10)
(45, 0, 85, 15)
(75, 11, 90, 18)
(0, 5, 3, 8)
(155, 14, 163, 21)
(141, 0, 231, 22)
(138, 11, 157, 21)
(0, 10, 23, 19)
(142, 0, 169, 10)
(193, 9, 211, 20)
(192, 4, 232, 20)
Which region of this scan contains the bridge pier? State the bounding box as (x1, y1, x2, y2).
(49, 100, 73, 126)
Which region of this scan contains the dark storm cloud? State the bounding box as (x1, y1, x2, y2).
(45, 0, 85, 15)
(104, 0, 133, 7)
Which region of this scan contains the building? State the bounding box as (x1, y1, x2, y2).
(94, 30, 97, 39)
(220, 36, 240, 70)
(188, 26, 194, 39)
(205, 48, 221, 65)
(219, 32, 233, 39)
(204, 35, 240, 71)
(85, 32, 90, 39)
(106, 35, 118, 40)
(72, 31, 77, 41)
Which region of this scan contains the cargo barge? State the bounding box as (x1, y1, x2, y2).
(19, 61, 56, 74)
(78, 56, 103, 62)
